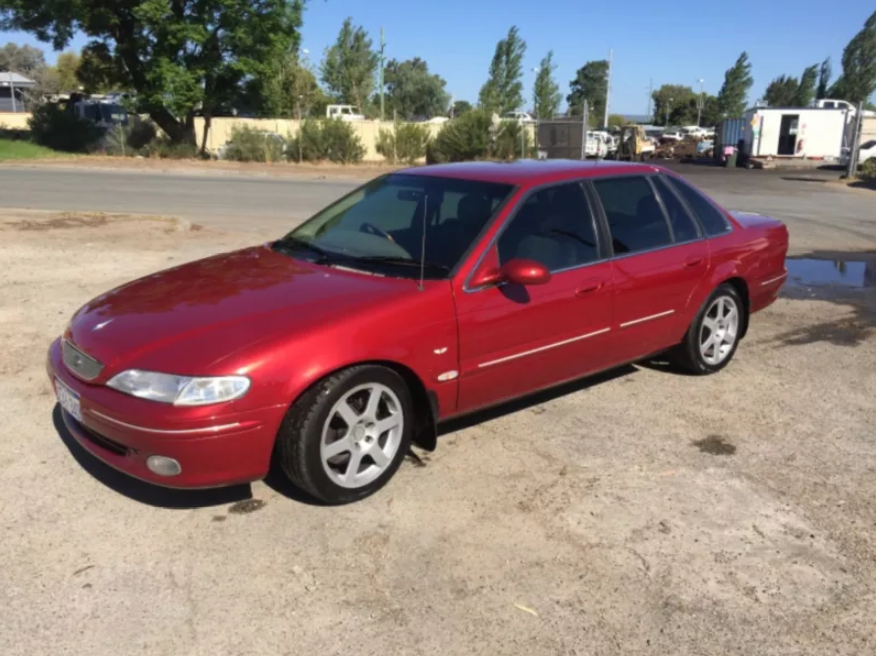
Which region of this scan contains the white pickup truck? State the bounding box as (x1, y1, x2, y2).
(326, 105, 365, 121)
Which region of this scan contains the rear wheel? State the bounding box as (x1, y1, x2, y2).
(276, 366, 413, 504)
(672, 284, 744, 375)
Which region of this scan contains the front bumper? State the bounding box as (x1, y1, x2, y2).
(47, 338, 287, 489)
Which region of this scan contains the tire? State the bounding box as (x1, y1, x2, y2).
(276, 365, 414, 504)
(672, 284, 745, 375)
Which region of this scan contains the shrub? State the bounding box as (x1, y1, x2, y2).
(427, 110, 493, 163)
(223, 125, 286, 162)
(142, 136, 199, 159)
(99, 119, 158, 157)
(492, 120, 532, 160)
(288, 118, 365, 163)
(860, 157, 875, 181)
(29, 103, 103, 153)
(376, 122, 431, 164)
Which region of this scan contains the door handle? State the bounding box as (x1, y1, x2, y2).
(575, 280, 604, 295)
(685, 258, 704, 268)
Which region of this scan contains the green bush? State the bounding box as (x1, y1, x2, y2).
(223, 125, 286, 162)
(427, 110, 493, 163)
(28, 103, 103, 153)
(141, 136, 199, 159)
(99, 119, 158, 157)
(492, 120, 532, 160)
(860, 157, 875, 181)
(376, 122, 431, 164)
(287, 118, 365, 163)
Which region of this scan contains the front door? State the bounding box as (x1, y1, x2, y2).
(455, 181, 614, 413)
(778, 114, 799, 155)
(590, 175, 709, 362)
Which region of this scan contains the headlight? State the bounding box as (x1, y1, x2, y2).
(106, 370, 251, 406)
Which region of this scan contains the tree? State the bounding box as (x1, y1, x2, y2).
(478, 26, 526, 115)
(567, 60, 609, 122)
(607, 114, 628, 128)
(817, 57, 832, 99)
(76, 43, 127, 94)
(532, 50, 561, 119)
(382, 57, 449, 120)
(795, 64, 818, 106)
(832, 9, 876, 104)
(320, 17, 378, 110)
(764, 75, 799, 107)
(717, 51, 753, 118)
(651, 84, 696, 125)
(452, 100, 473, 117)
(55, 51, 80, 92)
(0, 0, 304, 144)
(0, 42, 45, 76)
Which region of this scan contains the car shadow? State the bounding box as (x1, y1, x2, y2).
(437, 364, 637, 436)
(52, 405, 253, 509)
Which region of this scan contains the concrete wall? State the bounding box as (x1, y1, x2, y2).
(196, 118, 445, 161)
(0, 112, 31, 130)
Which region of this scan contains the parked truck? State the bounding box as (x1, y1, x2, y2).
(326, 105, 365, 121)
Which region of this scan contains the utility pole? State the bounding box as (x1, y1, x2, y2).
(378, 27, 386, 121)
(603, 49, 613, 129)
(845, 101, 864, 179)
(8, 72, 17, 113)
(696, 78, 705, 126)
(646, 78, 653, 120)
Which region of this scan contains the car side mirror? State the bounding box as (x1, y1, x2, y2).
(502, 259, 552, 286)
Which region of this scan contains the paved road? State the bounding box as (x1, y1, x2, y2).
(0, 167, 356, 230)
(1, 164, 873, 252)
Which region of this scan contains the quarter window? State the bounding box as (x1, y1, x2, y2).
(652, 176, 699, 243)
(593, 176, 672, 255)
(667, 176, 732, 236)
(497, 182, 599, 271)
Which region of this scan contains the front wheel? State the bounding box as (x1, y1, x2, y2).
(276, 366, 414, 504)
(672, 284, 745, 375)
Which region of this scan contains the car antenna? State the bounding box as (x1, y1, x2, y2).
(418, 192, 427, 291)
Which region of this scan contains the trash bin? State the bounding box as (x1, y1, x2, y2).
(725, 147, 738, 168)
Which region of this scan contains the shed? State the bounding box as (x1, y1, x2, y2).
(742, 107, 850, 161)
(0, 72, 36, 113)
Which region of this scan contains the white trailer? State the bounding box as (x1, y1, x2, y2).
(742, 107, 850, 161)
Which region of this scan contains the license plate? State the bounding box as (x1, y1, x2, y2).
(56, 378, 82, 422)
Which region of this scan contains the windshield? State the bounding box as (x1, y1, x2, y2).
(276, 174, 515, 279)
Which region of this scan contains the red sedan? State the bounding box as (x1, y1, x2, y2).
(48, 161, 789, 504)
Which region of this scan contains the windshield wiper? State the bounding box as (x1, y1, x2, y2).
(353, 255, 450, 272)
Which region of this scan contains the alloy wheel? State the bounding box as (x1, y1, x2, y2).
(699, 295, 740, 365)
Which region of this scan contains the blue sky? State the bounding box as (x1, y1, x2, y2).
(2, 0, 874, 112)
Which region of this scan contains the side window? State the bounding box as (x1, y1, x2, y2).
(667, 177, 732, 237)
(652, 176, 700, 243)
(497, 182, 599, 271)
(592, 176, 672, 255)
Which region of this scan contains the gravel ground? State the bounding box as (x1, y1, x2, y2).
(1, 196, 875, 655)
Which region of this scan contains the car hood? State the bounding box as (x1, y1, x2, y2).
(66, 245, 416, 375)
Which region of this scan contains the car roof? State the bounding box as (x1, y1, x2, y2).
(399, 160, 667, 186)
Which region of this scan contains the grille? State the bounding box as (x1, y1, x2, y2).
(62, 340, 104, 381)
(79, 422, 130, 457)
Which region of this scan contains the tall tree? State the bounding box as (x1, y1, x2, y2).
(251, 49, 327, 118)
(0, 0, 304, 144)
(764, 75, 799, 107)
(0, 42, 45, 76)
(478, 26, 526, 115)
(532, 50, 561, 119)
(567, 59, 609, 121)
(816, 57, 832, 99)
(794, 64, 818, 106)
(382, 57, 449, 119)
(832, 9, 876, 103)
(320, 17, 378, 110)
(650, 84, 695, 126)
(55, 51, 80, 92)
(717, 51, 754, 118)
(451, 99, 473, 117)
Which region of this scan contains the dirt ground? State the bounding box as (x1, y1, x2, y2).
(1, 211, 875, 656)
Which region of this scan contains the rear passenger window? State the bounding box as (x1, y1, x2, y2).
(498, 182, 599, 271)
(592, 176, 672, 255)
(652, 177, 699, 243)
(668, 177, 732, 236)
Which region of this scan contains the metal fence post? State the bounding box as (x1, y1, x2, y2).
(846, 101, 864, 179)
(580, 100, 589, 160)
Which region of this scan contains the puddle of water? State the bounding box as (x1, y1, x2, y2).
(785, 258, 874, 289)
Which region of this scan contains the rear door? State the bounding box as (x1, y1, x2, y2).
(589, 174, 709, 361)
(455, 181, 614, 413)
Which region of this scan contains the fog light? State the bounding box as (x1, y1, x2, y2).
(146, 455, 182, 477)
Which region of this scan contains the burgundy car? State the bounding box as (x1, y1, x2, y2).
(48, 161, 789, 504)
